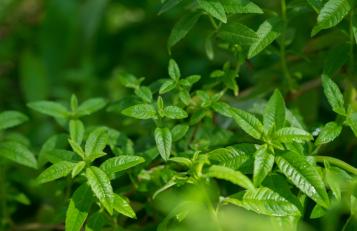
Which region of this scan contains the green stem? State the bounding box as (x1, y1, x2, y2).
(280, 0, 293, 90)
(314, 156, 357, 175)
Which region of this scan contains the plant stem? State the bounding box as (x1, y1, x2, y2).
(280, 0, 293, 90)
(314, 156, 357, 175)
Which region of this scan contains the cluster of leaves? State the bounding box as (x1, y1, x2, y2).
(1, 0, 357, 230)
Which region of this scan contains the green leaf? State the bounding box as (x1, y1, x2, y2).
(226, 187, 301, 216)
(68, 139, 85, 159)
(77, 98, 107, 117)
(310, 204, 327, 219)
(100, 155, 145, 176)
(180, 75, 201, 87)
(230, 108, 263, 139)
(218, 22, 258, 45)
(159, 80, 176, 94)
(197, 0, 227, 23)
(274, 127, 313, 143)
(315, 121, 342, 145)
(121, 104, 157, 119)
(135, 86, 153, 103)
(211, 102, 233, 117)
(168, 12, 201, 50)
(154, 127, 172, 161)
(44, 149, 78, 164)
(168, 59, 181, 80)
(171, 124, 189, 141)
(178, 89, 191, 105)
(69, 120, 85, 145)
(0, 111, 28, 130)
(163, 106, 188, 119)
(27, 101, 68, 118)
(159, 0, 183, 15)
(65, 184, 93, 231)
(86, 166, 114, 214)
(85, 212, 107, 231)
(37, 161, 76, 184)
(307, 0, 324, 12)
(311, 0, 351, 36)
(208, 165, 255, 190)
(323, 44, 349, 76)
(220, 0, 263, 14)
(345, 112, 357, 137)
(275, 151, 330, 208)
(113, 194, 136, 219)
(71, 161, 86, 178)
(85, 127, 108, 160)
(263, 89, 286, 133)
(119, 72, 142, 89)
(248, 18, 281, 58)
(321, 75, 345, 115)
(253, 145, 274, 187)
(0, 141, 37, 169)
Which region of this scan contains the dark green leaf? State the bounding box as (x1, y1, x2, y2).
(218, 22, 258, 45)
(322, 75, 345, 115)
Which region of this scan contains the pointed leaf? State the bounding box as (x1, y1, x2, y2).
(253, 145, 274, 187)
(86, 166, 114, 214)
(263, 89, 286, 133)
(274, 127, 313, 143)
(69, 120, 85, 145)
(321, 75, 345, 115)
(121, 104, 157, 119)
(345, 112, 357, 137)
(100, 155, 145, 176)
(77, 98, 107, 117)
(0, 111, 28, 130)
(197, 0, 227, 23)
(230, 108, 263, 139)
(113, 194, 136, 219)
(0, 141, 37, 169)
(275, 151, 330, 208)
(154, 127, 172, 161)
(85, 127, 108, 160)
(226, 187, 301, 216)
(218, 22, 257, 45)
(311, 0, 351, 36)
(159, 79, 176, 94)
(315, 121, 342, 145)
(27, 101, 68, 118)
(37, 161, 76, 184)
(163, 106, 188, 119)
(208, 165, 255, 190)
(65, 184, 94, 231)
(171, 124, 189, 141)
(168, 59, 181, 80)
(220, 0, 263, 14)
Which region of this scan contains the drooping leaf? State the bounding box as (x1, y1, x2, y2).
(0, 141, 37, 169)
(85, 127, 108, 160)
(37, 161, 76, 184)
(208, 165, 255, 190)
(321, 75, 345, 115)
(121, 104, 157, 119)
(69, 120, 85, 145)
(315, 121, 342, 145)
(163, 106, 188, 119)
(100, 156, 145, 176)
(27, 101, 68, 118)
(248, 18, 282, 58)
(65, 184, 94, 231)
(86, 166, 114, 214)
(220, 0, 263, 14)
(275, 151, 330, 208)
(311, 0, 351, 36)
(168, 12, 201, 50)
(197, 0, 227, 23)
(218, 22, 258, 45)
(154, 127, 172, 161)
(0, 111, 28, 130)
(226, 187, 301, 216)
(263, 89, 286, 133)
(77, 98, 107, 116)
(274, 127, 313, 143)
(113, 194, 136, 219)
(253, 145, 274, 187)
(230, 108, 263, 139)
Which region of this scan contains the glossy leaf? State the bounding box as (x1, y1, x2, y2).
(275, 151, 330, 208)
(113, 194, 136, 219)
(154, 127, 172, 161)
(274, 127, 313, 143)
(220, 0, 263, 14)
(230, 108, 263, 139)
(315, 121, 342, 145)
(218, 22, 258, 45)
(122, 104, 157, 119)
(208, 165, 255, 190)
(197, 0, 227, 23)
(321, 75, 345, 115)
(37, 161, 76, 184)
(100, 155, 145, 176)
(86, 166, 114, 214)
(85, 127, 108, 160)
(263, 89, 286, 133)
(253, 145, 274, 187)
(311, 0, 351, 36)
(65, 184, 93, 231)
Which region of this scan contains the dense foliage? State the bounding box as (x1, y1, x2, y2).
(1, 0, 357, 230)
